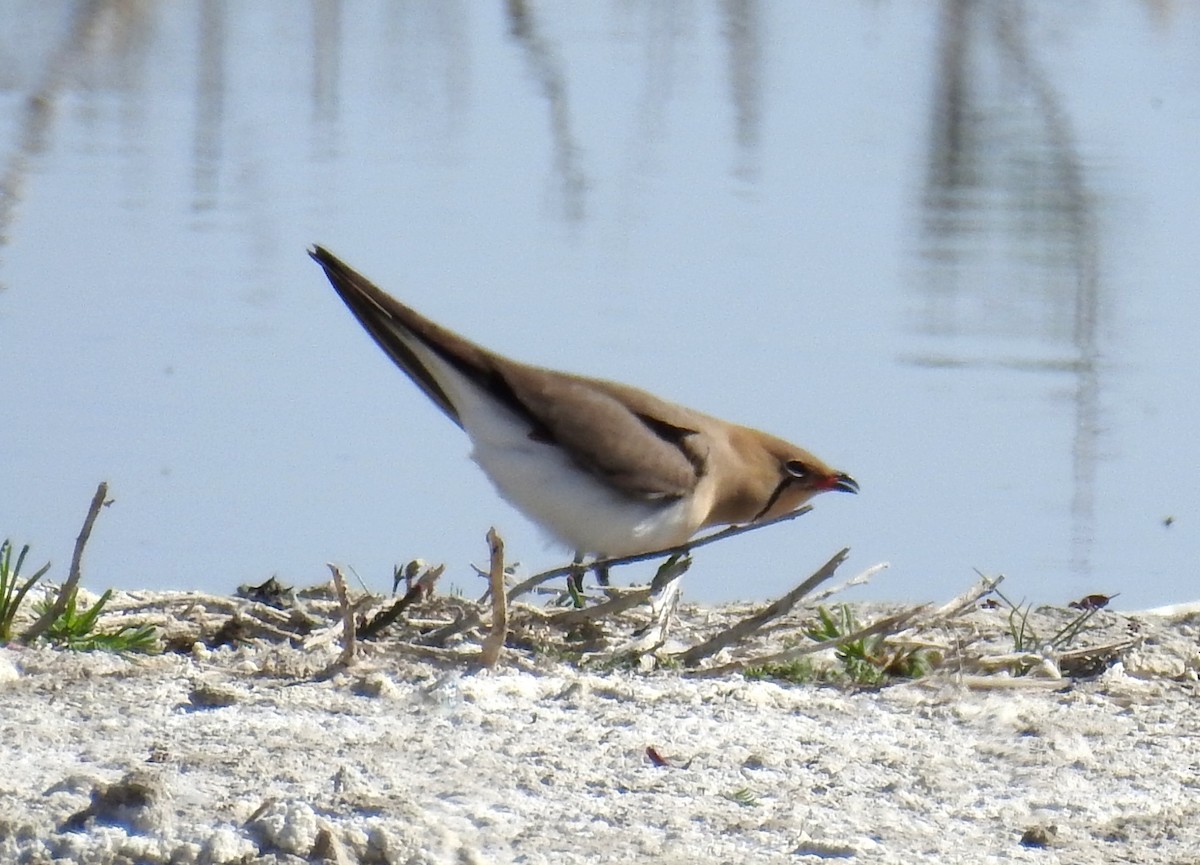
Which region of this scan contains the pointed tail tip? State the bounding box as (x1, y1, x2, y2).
(309, 245, 351, 280)
(309, 245, 378, 305)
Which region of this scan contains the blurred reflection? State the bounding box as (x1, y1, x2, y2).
(311, 0, 341, 134)
(0, 0, 135, 256)
(192, 0, 224, 214)
(915, 0, 1103, 578)
(721, 0, 763, 181)
(505, 0, 587, 223)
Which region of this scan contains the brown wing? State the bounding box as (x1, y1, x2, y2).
(310, 244, 708, 500)
(500, 363, 708, 499)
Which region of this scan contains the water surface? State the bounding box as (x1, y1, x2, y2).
(2, 1, 1197, 607)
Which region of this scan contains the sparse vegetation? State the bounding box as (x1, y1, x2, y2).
(2, 539, 156, 652)
(993, 587, 1102, 675)
(32, 588, 157, 653)
(0, 539, 52, 642)
(723, 787, 760, 807)
(5, 483, 156, 653)
(744, 656, 822, 684)
(746, 604, 935, 686)
(806, 604, 933, 684)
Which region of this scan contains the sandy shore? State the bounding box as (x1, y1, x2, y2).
(1, 588, 1198, 864)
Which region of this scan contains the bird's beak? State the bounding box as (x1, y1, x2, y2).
(830, 473, 859, 494)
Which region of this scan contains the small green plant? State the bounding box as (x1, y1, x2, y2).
(804, 604, 933, 685)
(723, 787, 760, 807)
(744, 657, 822, 685)
(0, 540, 52, 643)
(994, 587, 1100, 672)
(5, 483, 149, 652)
(744, 606, 934, 686)
(32, 588, 156, 653)
(652, 653, 682, 672)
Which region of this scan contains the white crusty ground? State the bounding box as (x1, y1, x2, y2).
(1, 596, 1198, 865)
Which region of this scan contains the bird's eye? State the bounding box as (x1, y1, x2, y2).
(784, 460, 810, 479)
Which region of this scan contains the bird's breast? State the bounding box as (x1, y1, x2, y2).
(471, 433, 704, 556)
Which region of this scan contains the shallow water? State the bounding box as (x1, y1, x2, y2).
(2, 1, 1197, 607)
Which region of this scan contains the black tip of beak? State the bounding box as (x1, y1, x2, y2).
(832, 473, 859, 494)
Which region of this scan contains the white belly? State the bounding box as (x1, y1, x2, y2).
(472, 431, 696, 557)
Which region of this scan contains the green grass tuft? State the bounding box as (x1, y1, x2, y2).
(0, 539, 52, 643)
(32, 588, 157, 653)
(747, 605, 935, 686)
(993, 587, 1101, 674)
(723, 787, 761, 807)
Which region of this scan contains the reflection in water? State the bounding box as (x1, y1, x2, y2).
(616, 2, 764, 187)
(916, 0, 1103, 579)
(192, 0, 224, 215)
(8, 1, 1186, 605)
(311, 0, 341, 141)
(721, 0, 763, 181)
(623, 3, 683, 186)
(505, 0, 587, 223)
(0, 0, 128, 258)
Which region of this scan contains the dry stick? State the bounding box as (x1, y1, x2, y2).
(220, 611, 308, 645)
(733, 560, 889, 645)
(642, 577, 683, 649)
(941, 632, 1140, 690)
(945, 674, 1067, 691)
(891, 572, 1008, 680)
(691, 606, 927, 678)
(444, 510, 812, 646)
(934, 571, 1004, 620)
(479, 528, 508, 667)
(357, 565, 445, 640)
(21, 481, 109, 645)
(495, 505, 815, 603)
(326, 563, 356, 666)
(675, 546, 850, 668)
(807, 561, 891, 606)
(603, 584, 683, 658)
(553, 586, 654, 627)
(553, 555, 693, 627)
(604, 560, 689, 657)
(1057, 637, 1142, 668)
(421, 606, 484, 648)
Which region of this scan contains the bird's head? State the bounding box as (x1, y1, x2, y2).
(749, 437, 858, 523)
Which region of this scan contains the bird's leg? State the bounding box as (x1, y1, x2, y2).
(566, 554, 610, 592)
(593, 562, 611, 587)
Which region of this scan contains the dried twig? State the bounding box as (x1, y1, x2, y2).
(552, 587, 652, 626)
(923, 673, 1068, 691)
(479, 528, 508, 667)
(675, 547, 850, 667)
(21, 481, 110, 644)
(420, 607, 484, 648)
(326, 563, 356, 666)
(496, 505, 814, 603)
(600, 558, 688, 658)
(552, 555, 691, 627)
(691, 606, 926, 678)
(807, 561, 891, 605)
(1057, 637, 1142, 675)
(211, 612, 306, 647)
(970, 650, 1062, 677)
(933, 570, 1004, 620)
(357, 565, 444, 640)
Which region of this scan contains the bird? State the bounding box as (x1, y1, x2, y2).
(310, 245, 857, 573)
